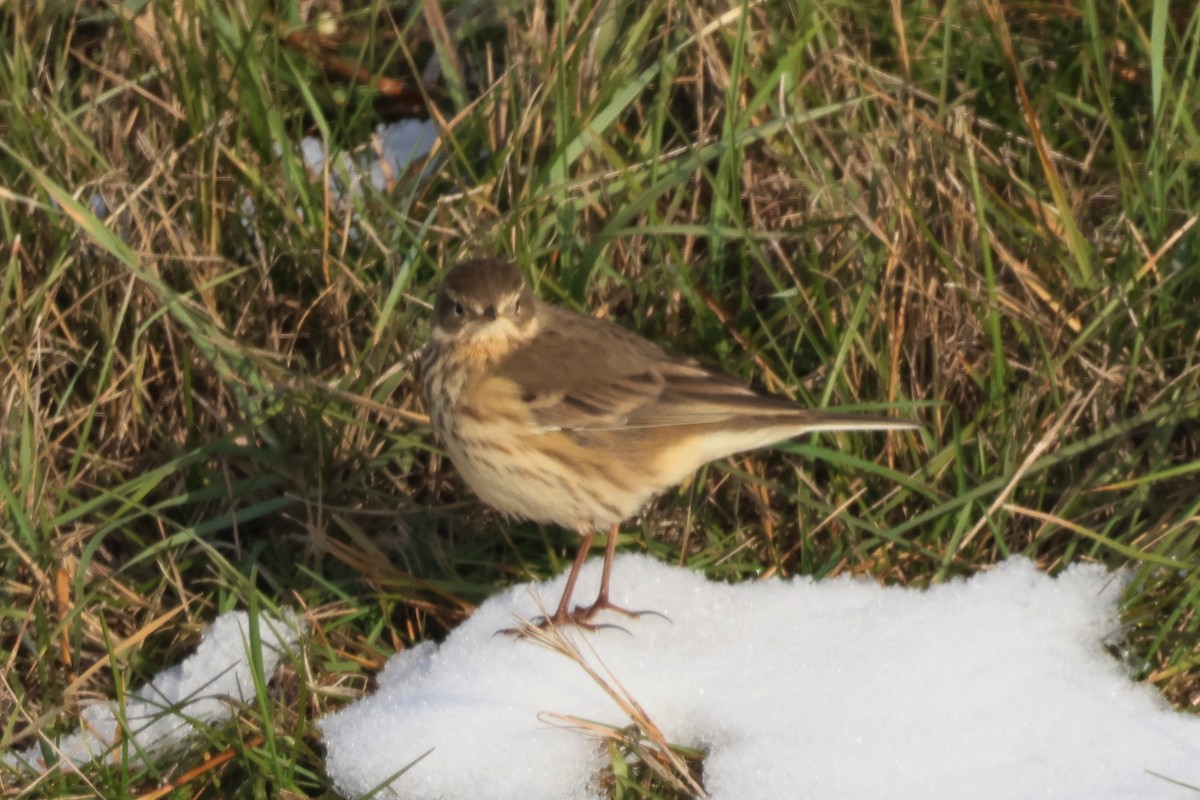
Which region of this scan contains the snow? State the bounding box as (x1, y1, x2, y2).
(87, 119, 439, 234)
(299, 119, 438, 199)
(4, 610, 302, 774)
(320, 555, 1200, 800)
(7, 557, 1196, 797)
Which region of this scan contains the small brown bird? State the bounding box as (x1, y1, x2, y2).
(422, 258, 916, 628)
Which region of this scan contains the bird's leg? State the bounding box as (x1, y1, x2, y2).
(503, 526, 667, 636)
(573, 524, 670, 624)
(593, 522, 621, 608)
(500, 530, 598, 635)
(544, 529, 594, 625)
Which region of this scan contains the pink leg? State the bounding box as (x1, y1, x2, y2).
(504, 525, 667, 635)
(546, 529, 594, 624)
(595, 522, 620, 606)
(574, 524, 668, 624)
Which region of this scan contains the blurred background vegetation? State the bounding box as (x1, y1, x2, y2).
(1, 0, 1198, 796)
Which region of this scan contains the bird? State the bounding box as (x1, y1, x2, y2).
(421, 258, 917, 629)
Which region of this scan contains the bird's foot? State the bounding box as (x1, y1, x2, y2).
(498, 599, 670, 637)
(572, 597, 671, 625)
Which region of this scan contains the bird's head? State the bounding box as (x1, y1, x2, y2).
(431, 259, 539, 351)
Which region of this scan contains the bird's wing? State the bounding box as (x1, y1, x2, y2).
(487, 305, 802, 433)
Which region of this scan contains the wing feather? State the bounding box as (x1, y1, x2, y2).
(491, 304, 824, 433)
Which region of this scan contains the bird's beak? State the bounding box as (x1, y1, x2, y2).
(482, 305, 498, 321)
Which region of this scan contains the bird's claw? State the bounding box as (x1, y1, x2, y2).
(497, 600, 671, 637)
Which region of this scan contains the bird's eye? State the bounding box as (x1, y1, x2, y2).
(453, 302, 464, 317)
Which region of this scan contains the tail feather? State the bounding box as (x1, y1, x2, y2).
(651, 412, 918, 486)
